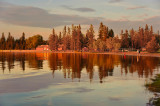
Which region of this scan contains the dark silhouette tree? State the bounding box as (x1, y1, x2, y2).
(98, 22, 104, 40)
(0, 33, 6, 50)
(19, 32, 26, 50)
(108, 29, 114, 38)
(6, 32, 14, 50)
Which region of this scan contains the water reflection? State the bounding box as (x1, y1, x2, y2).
(0, 52, 160, 82)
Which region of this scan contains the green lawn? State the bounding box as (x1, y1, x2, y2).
(146, 74, 160, 105)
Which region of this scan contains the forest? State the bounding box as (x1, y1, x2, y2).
(0, 22, 160, 52)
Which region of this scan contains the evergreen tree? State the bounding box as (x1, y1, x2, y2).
(6, 32, 14, 50)
(98, 22, 104, 40)
(15, 39, 20, 50)
(71, 25, 76, 50)
(88, 24, 95, 51)
(63, 26, 67, 37)
(76, 25, 82, 51)
(20, 32, 26, 50)
(85, 30, 89, 48)
(130, 28, 134, 48)
(49, 28, 58, 50)
(0, 33, 6, 50)
(58, 32, 62, 45)
(121, 30, 129, 48)
(108, 29, 114, 38)
(102, 25, 108, 41)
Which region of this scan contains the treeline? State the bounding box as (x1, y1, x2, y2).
(0, 33, 47, 50)
(49, 23, 119, 52)
(0, 22, 159, 52)
(49, 23, 160, 52)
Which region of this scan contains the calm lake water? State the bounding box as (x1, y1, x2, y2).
(0, 52, 159, 106)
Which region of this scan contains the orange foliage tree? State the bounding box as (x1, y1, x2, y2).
(146, 36, 159, 52)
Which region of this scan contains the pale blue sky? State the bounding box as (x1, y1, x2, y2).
(0, 0, 159, 39)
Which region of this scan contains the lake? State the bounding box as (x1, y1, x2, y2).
(0, 52, 159, 106)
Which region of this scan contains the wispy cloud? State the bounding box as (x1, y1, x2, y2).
(127, 6, 146, 10)
(62, 5, 95, 12)
(0, 1, 100, 28)
(0, 1, 160, 35)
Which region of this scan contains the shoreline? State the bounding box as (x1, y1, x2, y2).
(0, 50, 160, 57)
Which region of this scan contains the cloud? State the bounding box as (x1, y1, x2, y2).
(109, 0, 123, 3)
(62, 5, 95, 12)
(127, 6, 146, 10)
(0, 1, 100, 28)
(104, 16, 160, 34)
(0, 1, 160, 36)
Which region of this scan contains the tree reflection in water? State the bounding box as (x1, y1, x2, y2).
(0, 52, 160, 82)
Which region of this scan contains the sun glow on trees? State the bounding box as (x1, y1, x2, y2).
(0, 23, 159, 52)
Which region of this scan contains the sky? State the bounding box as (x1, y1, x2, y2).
(0, 0, 160, 39)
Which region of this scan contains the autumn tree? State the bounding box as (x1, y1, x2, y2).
(76, 25, 82, 51)
(99, 40, 106, 51)
(102, 25, 108, 41)
(70, 24, 83, 51)
(139, 27, 144, 47)
(48, 28, 58, 51)
(146, 36, 159, 53)
(113, 36, 121, 51)
(106, 37, 114, 51)
(71, 24, 76, 50)
(98, 22, 104, 40)
(63, 27, 71, 51)
(133, 32, 141, 49)
(144, 24, 151, 46)
(87, 24, 95, 51)
(98, 22, 110, 41)
(121, 30, 129, 48)
(93, 40, 98, 51)
(65, 34, 71, 50)
(26, 35, 43, 49)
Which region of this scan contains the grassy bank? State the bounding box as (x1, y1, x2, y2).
(146, 74, 160, 105)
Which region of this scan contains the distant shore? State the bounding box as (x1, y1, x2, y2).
(0, 50, 160, 57)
